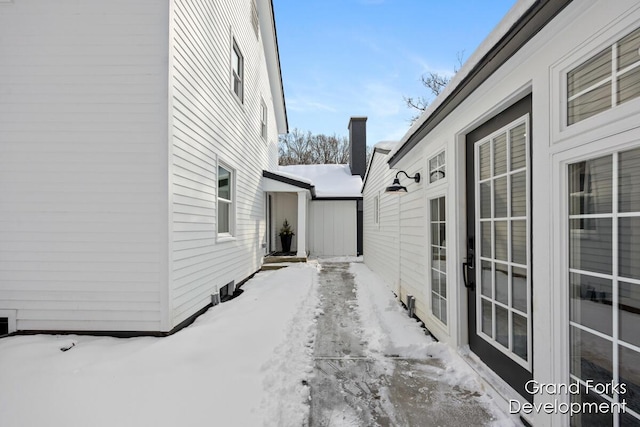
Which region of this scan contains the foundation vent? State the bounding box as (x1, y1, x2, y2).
(406, 295, 416, 318)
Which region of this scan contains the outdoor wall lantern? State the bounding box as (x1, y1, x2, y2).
(385, 171, 421, 194)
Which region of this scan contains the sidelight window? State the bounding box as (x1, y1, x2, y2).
(568, 148, 640, 426)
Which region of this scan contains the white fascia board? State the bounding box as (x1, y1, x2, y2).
(257, 0, 288, 134)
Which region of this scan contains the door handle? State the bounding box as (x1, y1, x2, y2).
(462, 260, 475, 290)
(463, 237, 475, 290)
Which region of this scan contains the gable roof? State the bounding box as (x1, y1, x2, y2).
(278, 164, 363, 199)
(388, 0, 572, 166)
(361, 141, 397, 192)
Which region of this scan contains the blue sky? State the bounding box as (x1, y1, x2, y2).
(273, 0, 517, 146)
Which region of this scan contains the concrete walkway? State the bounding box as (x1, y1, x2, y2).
(308, 262, 503, 427)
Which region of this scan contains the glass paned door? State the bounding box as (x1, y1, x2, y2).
(476, 119, 531, 368)
(568, 148, 640, 426)
(465, 95, 533, 400)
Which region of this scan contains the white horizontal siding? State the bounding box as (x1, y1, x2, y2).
(169, 0, 282, 327)
(397, 153, 427, 316)
(0, 0, 170, 331)
(363, 153, 400, 293)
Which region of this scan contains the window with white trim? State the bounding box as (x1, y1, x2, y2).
(428, 150, 446, 183)
(568, 147, 640, 426)
(430, 196, 447, 325)
(218, 164, 234, 236)
(567, 27, 640, 126)
(260, 100, 268, 140)
(477, 118, 530, 366)
(231, 40, 244, 103)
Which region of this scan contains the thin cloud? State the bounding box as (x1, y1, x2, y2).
(406, 52, 457, 78)
(287, 98, 339, 113)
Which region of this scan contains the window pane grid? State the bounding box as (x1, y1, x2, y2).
(218, 165, 233, 235)
(568, 26, 640, 125)
(430, 197, 447, 325)
(476, 117, 530, 367)
(568, 151, 640, 425)
(429, 151, 446, 183)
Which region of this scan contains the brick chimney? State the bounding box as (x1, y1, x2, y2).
(348, 117, 367, 179)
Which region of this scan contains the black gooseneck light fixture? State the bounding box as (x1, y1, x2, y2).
(385, 171, 421, 193)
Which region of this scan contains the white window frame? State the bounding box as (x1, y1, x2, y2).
(566, 26, 640, 127)
(566, 148, 640, 426)
(217, 162, 235, 240)
(474, 115, 532, 370)
(428, 195, 448, 327)
(231, 39, 244, 103)
(260, 99, 268, 141)
(428, 150, 447, 184)
(551, 9, 640, 145)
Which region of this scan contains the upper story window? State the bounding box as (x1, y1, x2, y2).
(567, 27, 640, 125)
(232, 40, 244, 103)
(260, 100, 268, 140)
(428, 150, 446, 183)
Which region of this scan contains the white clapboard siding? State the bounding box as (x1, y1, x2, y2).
(0, 0, 169, 331)
(397, 153, 427, 317)
(362, 151, 401, 294)
(309, 201, 357, 256)
(169, 0, 281, 327)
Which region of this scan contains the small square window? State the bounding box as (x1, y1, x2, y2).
(428, 151, 446, 183)
(232, 41, 244, 103)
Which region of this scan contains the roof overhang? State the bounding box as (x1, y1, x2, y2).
(361, 146, 392, 192)
(388, 0, 572, 167)
(258, 0, 288, 134)
(263, 170, 363, 200)
(263, 170, 315, 197)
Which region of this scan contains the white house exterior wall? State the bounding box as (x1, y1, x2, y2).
(383, 1, 640, 425)
(363, 152, 400, 295)
(308, 200, 357, 256)
(0, 0, 170, 332)
(168, 0, 283, 328)
(395, 153, 427, 319)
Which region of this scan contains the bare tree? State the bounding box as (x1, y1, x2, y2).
(404, 51, 465, 123)
(278, 130, 359, 166)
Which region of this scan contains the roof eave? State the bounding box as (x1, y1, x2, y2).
(388, 0, 572, 167)
(258, 0, 289, 134)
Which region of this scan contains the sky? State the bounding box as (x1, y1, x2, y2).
(273, 0, 518, 146)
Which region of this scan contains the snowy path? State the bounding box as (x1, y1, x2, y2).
(309, 261, 518, 427)
(0, 260, 519, 427)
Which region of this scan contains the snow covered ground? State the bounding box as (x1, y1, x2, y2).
(0, 260, 517, 426)
(0, 264, 320, 427)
